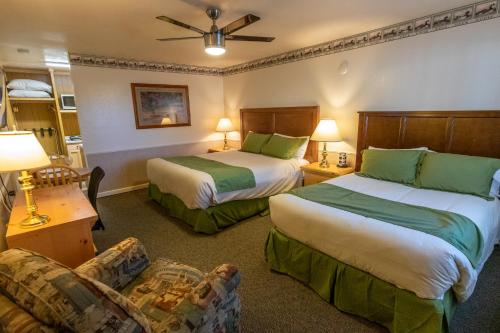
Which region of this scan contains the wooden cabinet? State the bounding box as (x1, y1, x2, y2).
(6, 184, 97, 268)
(301, 162, 354, 186)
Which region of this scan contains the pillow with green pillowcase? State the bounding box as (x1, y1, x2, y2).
(241, 132, 272, 154)
(358, 149, 426, 184)
(261, 134, 308, 159)
(416, 152, 500, 200)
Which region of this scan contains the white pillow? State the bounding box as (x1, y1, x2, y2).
(8, 90, 51, 98)
(7, 79, 52, 93)
(368, 146, 429, 150)
(490, 169, 500, 199)
(275, 133, 310, 159)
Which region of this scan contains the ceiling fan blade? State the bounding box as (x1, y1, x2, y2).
(226, 35, 275, 42)
(156, 15, 206, 35)
(157, 36, 203, 41)
(222, 14, 260, 35)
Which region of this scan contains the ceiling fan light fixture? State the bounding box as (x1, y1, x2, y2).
(204, 31, 225, 56)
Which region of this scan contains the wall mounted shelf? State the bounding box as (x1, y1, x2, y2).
(10, 97, 55, 104)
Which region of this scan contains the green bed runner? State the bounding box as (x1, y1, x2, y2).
(289, 183, 484, 268)
(163, 156, 256, 193)
(266, 228, 456, 333)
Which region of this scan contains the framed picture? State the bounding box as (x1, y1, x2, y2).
(131, 83, 191, 129)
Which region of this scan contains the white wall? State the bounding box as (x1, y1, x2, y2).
(223, 19, 500, 154)
(72, 66, 224, 154)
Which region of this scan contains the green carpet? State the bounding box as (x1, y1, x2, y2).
(93, 189, 500, 333)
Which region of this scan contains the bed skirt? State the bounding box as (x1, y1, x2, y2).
(149, 183, 269, 234)
(265, 227, 457, 333)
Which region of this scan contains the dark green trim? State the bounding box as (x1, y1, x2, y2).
(265, 228, 456, 333)
(149, 184, 269, 234)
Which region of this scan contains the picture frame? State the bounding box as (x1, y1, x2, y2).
(131, 83, 191, 129)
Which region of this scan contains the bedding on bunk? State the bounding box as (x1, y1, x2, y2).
(270, 174, 500, 303)
(147, 150, 307, 209)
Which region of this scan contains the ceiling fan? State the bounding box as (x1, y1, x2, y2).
(156, 8, 275, 56)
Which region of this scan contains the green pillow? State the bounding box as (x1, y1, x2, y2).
(358, 149, 426, 184)
(416, 152, 500, 200)
(261, 134, 308, 159)
(241, 132, 272, 154)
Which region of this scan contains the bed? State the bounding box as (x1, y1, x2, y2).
(147, 106, 319, 234)
(266, 111, 500, 333)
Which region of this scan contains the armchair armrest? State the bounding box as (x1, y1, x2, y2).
(75, 237, 150, 290)
(190, 264, 240, 306)
(205, 263, 241, 294)
(0, 294, 55, 333)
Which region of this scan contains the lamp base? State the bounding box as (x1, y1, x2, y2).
(319, 159, 330, 168)
(18, 170, 50, 229)
(223, 132, 230, 150)
(20, 214, 49, 228)
(319, 142, 330, 168)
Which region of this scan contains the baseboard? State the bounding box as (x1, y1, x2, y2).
(97, 183, 149, 198)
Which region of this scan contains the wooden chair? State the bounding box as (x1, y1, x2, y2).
(31, 165, 83, 189)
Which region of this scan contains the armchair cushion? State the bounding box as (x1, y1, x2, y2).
(121, 259, 241, 332)
(75, 237, 150, 290)
(0, 248, 151, 332)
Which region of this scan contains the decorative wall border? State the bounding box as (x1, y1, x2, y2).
(70, 0, 499, 77)
(68, 54, 224, 76)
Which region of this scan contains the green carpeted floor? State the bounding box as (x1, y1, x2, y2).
(93, 189, 500, 333)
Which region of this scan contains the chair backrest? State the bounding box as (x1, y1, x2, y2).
(87, 166, 105, 209)
(31, 165, 82, 189)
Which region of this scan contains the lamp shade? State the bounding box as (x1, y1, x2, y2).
(310, 119, 342, 142)
(0, 131, 50, 172)
(216, 118, 234, 132)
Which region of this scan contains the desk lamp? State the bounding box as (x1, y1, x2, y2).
(0, 131, 51, 227)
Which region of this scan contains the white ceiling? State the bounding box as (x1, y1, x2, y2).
(0, 0, 475, 68)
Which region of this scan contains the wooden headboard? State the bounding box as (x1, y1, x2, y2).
(240, 106, 320, 162)
(356, 111, 500, 170)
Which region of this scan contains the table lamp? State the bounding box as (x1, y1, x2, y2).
(0, 131, 51, 227)
(310, 119, 342, 168)
(216, 117, 234, 150)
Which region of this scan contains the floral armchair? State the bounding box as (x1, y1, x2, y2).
(0, 237, 241, 333)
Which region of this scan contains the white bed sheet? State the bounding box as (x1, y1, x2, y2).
(147, 150, 307, 209)
(270, 174, 500, 302)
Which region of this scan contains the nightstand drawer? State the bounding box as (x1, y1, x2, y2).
(304, 172, 332, 186)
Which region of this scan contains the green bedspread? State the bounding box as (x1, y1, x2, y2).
(163, 156, 256, 193)
(289, 183, 484, 268)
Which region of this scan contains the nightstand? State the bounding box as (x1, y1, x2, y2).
(301, 162, 355, 186)
(207, 147, 238, 153)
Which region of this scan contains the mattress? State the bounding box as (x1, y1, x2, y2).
(270, 173, 500, 302)
(147, 150, 308, 209)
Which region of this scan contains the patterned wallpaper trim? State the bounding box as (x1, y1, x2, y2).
(69, 0, 499, 77)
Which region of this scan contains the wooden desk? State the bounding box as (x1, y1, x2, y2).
(6, 184, 97, 268)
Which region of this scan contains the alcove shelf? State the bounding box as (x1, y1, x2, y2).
(3, 67, 67, 155)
